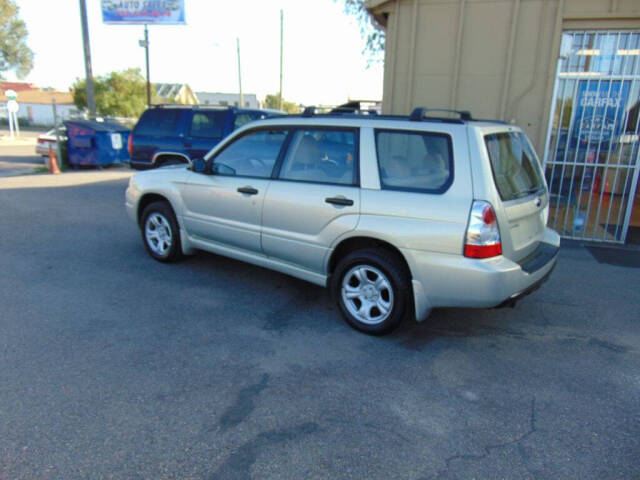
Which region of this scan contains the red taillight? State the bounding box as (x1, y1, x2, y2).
(127, 133, 133, 155)
(482, 205, 496, 225)
(464, 243, 502, 258)
(464, 200, 502, 259)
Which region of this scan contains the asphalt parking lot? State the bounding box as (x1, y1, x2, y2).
(0, 130, 45, 177)
(0, 168, 639, 479)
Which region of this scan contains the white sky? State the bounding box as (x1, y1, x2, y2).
(9, 0, 384, 106)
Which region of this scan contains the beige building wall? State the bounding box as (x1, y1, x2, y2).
(368, 0, 640, 154)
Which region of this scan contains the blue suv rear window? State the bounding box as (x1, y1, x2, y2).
(135, 109, 181, 137)
(190, 111, 227, 139)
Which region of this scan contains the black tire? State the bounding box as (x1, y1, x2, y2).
(156, 156, 186, 168)
(140, 201, 183, 263)
(331, 248, 411, 335)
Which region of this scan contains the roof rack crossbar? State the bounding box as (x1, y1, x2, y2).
(301, 106, 316, 117)
(410, 107, 473, 121)
(152, 103, 232, 109)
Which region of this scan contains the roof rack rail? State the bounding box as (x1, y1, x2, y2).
(409, 107, 473, 122)
(152, 103, 184, 108)
(300, 102, 379, 118)
(152, 103, 230, 109)
(330, 101, 379, 115)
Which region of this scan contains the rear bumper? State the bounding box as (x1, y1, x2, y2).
(404, 227, 560, 321)
(494, 260, 555, 308)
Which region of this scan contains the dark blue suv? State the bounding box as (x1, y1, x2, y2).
(128, 105, 281, 169)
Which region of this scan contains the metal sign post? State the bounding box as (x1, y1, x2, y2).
(5, 89, 19, 138)
(279, 10, 284, 110)
(79, 0, 96, 117)
(145, 25, 150, 106)
(52, 99, 63, 168)
(7, 105, 14, 138)
(139, 25, 151, 106)
(237, 38, 243, 108)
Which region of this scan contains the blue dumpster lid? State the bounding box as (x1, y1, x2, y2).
(64, 119, 130, 132)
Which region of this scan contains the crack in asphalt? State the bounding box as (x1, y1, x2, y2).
(218, 374, 269, 432)
(208, 422, 321, 480)
(419, 326, 635, 355)
(428, 397, 538, 480)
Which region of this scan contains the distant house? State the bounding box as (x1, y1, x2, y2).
(195, 92, 259, 109)
(1, 88, 78, 126)
(1, 81, 40, 92)
(154, 83, 198, 105)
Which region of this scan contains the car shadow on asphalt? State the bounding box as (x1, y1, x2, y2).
(386, 306, 532, 351)
(178, 250, 344, 334)
(178, 250, 526, 346)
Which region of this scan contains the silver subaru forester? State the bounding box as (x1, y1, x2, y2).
(125, 107, 560, 335)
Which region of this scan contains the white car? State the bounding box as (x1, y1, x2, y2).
(125, 107, 560, 335)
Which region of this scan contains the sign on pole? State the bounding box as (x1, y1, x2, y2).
(4, 90, 19, 138)
(101, 0, 186, 24)
(7, 100, 19, 114)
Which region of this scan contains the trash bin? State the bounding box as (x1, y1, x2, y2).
(64, 119, 130, 167)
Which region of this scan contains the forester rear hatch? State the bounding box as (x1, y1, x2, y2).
(474, 126, 550, 264)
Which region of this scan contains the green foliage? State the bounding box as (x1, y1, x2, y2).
(263, 93, 300, 114)
(339, 0, 385, 62)
(0, 0, 34, 79)
(72, 68, 150, 118)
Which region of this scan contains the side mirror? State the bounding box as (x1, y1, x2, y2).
(212, 163, 236, 175)
(192, 157, 207, 173)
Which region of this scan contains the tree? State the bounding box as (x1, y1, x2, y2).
(0, 0, 34, 79)
(339, 0, 385, 61)
(263, 93, 300, 114)
(72, 68, 150, 118)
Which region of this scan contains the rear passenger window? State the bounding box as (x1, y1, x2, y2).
(135, 109, 181, 137)
(189, 111, 226, 139)
(234, 112, 267, 129)
(375, 130, 453, 193)
(279, 129, 357, 185)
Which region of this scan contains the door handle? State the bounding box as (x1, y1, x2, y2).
(237, 186, 259, 195)
(325, 196, 354, 206)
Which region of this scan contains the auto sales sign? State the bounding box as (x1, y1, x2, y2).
(101, 0, 185, 24)
(571, 80, 630, 148)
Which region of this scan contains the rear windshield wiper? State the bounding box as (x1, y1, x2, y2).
(515, 187, 542, 198)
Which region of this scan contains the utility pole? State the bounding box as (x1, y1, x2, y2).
(79, 0, 96, 117)
(140, 25, 151, 106)
(237, 37, 243, 108)
(279, 10, 283, 110)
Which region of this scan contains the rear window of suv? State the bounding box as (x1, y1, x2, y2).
(190, 111, 227, 139)
(375, 130, 453, 193)
(135, 109, 181, 137)
(484, 131, 545, 201)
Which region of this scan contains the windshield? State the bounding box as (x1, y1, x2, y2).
(484, 131, 545, 201)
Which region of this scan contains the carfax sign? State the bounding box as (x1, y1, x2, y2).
(101, 0, 185, 24)
(572, 80, 631, 148)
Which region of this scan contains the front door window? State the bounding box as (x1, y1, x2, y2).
(212, 129, 287, 178)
